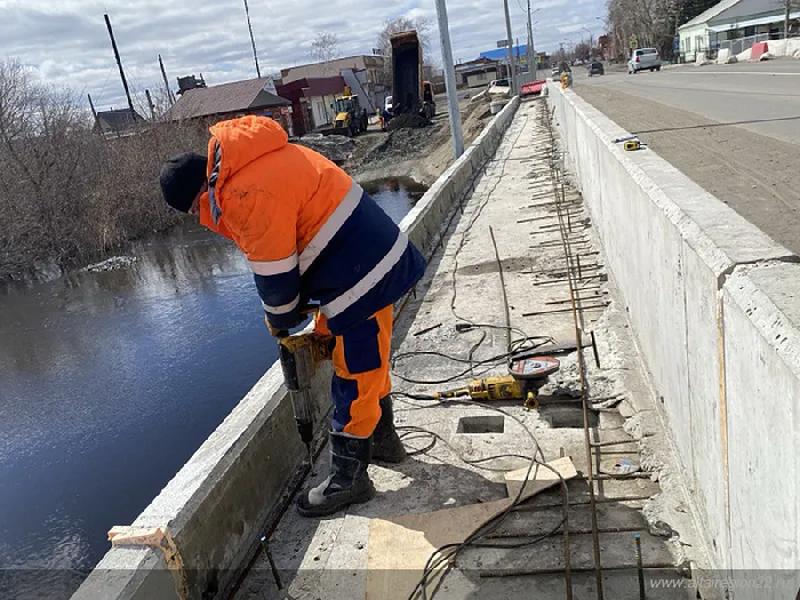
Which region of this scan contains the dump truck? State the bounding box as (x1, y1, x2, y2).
(390, 30, 436, 120)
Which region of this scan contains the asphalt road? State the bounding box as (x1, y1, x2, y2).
(572, 59, 800, 254)
(575, 60, 800, 144)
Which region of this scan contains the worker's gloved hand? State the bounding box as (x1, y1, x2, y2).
(264, 315, 282, 337)
(264, 303, 316, 337)
(264, 312, 306, 337)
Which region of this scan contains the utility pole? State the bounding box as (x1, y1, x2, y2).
(159, 54, 175, 104)
(503, 0, 516, 94)
(145, 89, 156, 120)
(527, 0, 536, 78)
(104, 14, 135, 114)
(434, 0, 464, 158)
(785, 0, 791, 40)
(87, 93, 98, 122)
(243, 0, 261, 78)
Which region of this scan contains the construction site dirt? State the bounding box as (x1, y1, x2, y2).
(234, 98, 708, 600)
(349, 94, 492, 187)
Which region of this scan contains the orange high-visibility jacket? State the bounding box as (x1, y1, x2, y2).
(198, 116, 425, 334)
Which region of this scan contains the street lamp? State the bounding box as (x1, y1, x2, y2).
(434, 0, 464, 158)
(527, 3, 541, 78)
(503, 0, 516, 94)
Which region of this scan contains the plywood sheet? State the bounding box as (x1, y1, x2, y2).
(504, 456, 578, 500)
(365, 457, 576, 600)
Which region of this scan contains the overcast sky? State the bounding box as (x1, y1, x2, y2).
(1, 0, 605, 111)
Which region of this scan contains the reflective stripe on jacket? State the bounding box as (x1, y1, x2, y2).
(198, 115, 426, 334)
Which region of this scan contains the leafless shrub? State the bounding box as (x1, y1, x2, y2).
(0, 59, 207, 280)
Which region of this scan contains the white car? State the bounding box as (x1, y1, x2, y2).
(384, 95, 393, 114)
(487, 78, 511, 97)
(628, 48, 662, 74)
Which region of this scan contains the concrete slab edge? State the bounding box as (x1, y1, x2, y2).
(724, 263, 800, 378)
(72, 96, 521, 600)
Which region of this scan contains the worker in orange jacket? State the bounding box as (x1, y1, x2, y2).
(160, 116, 425, 517)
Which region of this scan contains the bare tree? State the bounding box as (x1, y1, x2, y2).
(607, 0, 700, 60)
(0, 59, 209, 280)
(310, 32, 340, 69)
(574, 41, 591, 62)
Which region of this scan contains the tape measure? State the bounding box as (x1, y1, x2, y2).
(624, 139, 642, 151)
(612, 135, 645, 151)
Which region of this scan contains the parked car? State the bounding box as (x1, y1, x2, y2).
(587, 61, 605, 76)
(384, 95, 393, 115)
(628, 48, 661, 73)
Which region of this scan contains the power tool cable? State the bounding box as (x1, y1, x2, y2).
(388, 106, 573, 599)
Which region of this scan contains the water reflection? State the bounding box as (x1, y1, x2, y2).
(361, 176, 428, 223)
(0, 221, 274, 593)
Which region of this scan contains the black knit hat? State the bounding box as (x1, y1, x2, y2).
(159, 152, 208, 213)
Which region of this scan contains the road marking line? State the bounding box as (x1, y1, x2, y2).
(670, 71, 800, 76)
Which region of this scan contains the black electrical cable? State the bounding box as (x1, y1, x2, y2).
(398, 425, 530, 471)
(391, 332, 554, 386)
(390, 109, 572, 600)
(392, 394, 570, 600)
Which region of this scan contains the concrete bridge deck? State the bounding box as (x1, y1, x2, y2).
(234, 98, 700, 600)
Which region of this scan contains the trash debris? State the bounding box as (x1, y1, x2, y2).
(600, 456, 641, 476)
(648, 519, 677, 538)
(83, 256, 138, 273)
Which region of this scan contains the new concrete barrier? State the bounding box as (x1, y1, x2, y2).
(72, 96, 520, 600)
(547, 82, 800, 577)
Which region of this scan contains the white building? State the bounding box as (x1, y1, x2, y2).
(679, 0, 800, 61)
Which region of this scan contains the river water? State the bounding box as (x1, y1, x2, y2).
(0, 177, 423, 595)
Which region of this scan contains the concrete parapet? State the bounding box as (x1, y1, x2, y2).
(547, 81, 798, 571)
(72, 96, 521, 600)
(722, 263, 800, 572)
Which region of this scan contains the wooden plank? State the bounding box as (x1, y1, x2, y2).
(365, 457, 576, 600)
(503, 456, 578, 500)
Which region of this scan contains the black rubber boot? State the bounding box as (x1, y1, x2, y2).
(371, 395, 407, 464)
(297, 433, 375, 518)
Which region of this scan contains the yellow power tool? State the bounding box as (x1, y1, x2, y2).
(435, 355, 560, 409)
(277, 330, 334, 463)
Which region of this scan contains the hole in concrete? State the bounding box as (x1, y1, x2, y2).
(457, 415, 505, 434)
(538, 406, 599, 428)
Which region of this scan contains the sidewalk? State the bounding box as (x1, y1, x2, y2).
(235, 98, 702, 600)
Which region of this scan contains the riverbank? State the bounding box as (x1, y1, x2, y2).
(5, 99, 487, 285)
(0, 104, 206, 282)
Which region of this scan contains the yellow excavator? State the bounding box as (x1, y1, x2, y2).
(329, 87, 368, 137)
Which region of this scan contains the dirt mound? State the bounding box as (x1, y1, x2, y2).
(387, 113, 429, 131)
(350, 99, 491, 186)
(297, 134, 356, 163)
